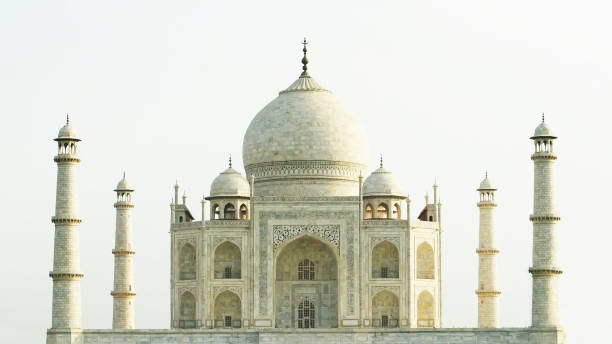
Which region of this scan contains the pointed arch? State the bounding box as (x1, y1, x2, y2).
(365, 204, 373, 219)
(372, 240, 399, 278)
(179, 291, 196, 319)
(417, 242, 434, 279)
(417, 291, 434, 327)
(179, 243, 196, 280)
(224, 203, 236, 219)
(213, 204, 220, 219)
(377, 203, 389, 218)
(392, 203, 401, 219)
(214, 290, 241, 328)
(372, 290, 399, 327)
(275, 236, 338, 328)
(239, 204, 248, 219)
(214, 241, 241, 279)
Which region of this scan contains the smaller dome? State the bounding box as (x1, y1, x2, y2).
(57, 123, 78, 139)
(363, 167, 404, 197)
(478, 175, 496, 190)
(534, 122, 554, 137)
(115, 173, 133, 191)
(209, 167, 250, 198)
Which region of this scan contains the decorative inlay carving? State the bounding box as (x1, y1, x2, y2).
(54, 156, 81, 163)
(212, 237, 242, 250)
(213, 286, 242, 299)
(112, 249, 136, 255)
(246, 160, 364, 181)
(205, 220, 250, 227)
(177, 286, 198, 298)
(476, 249, 499, 255)
(177, 237, 197, 250)
(272, 225, 340, 251)
(370, 236, 400, 249)
(371, 285, 400, 298)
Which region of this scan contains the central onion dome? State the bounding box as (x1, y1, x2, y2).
(242, 41, 368, 197)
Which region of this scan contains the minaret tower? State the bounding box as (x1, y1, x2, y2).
(49, 116, 83, 330)
(529, 116, 562, 327)
(111, 173, 136, 329)
(476, 172, 500, 328)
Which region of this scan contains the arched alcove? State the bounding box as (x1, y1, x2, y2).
(365, 204, 373, 219)
(392, 203, 401, 219)
(239, 204, 248, 219)
(377, 203, 388, 218)
(179, 244, 196, 280)
(417, 291, 434, 327)
(224, 203, 236, 219)
(214, 291, 241, 328)
(371, 241, 399, 278)
(416, 242, 434, 279)
(214, 241, 241, 279)
(274, 236, 338, 328)
(372, 290, 399, 327)
(180, 291, 196, 319)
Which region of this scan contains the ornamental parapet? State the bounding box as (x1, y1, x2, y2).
(112, 249, 136, 255)
(246, 160, 364, 182)
(254, 196, 359, 203)
(531, 152, 557, 161)
(51, 216, 82, 224)
(49, 272, 84, 280)
(529, 214, 561, 222)
(475, 290, 502, 296)
(114, 202, 134, 209)
(54, 155, 81, 163)
(205, 220, 250, 228)
(172, 221, 204, 231)
(476, 249, 500, 254)
(529, 267, 563, 276)
(110, 291, 137, 297)
(362, 219, 409, 228)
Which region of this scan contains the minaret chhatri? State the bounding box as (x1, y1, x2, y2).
(529, 116, 562, 327)
(111, 173, 136, 329)
(50, 116, 83, 329)
(476, 172, 500, 328)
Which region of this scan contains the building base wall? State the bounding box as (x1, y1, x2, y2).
(57, 327, 564, 344)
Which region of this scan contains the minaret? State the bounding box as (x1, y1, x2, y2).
(476, 172, 500, 328)
(529, 116, 562, 327)
(50, 116, 83, 329)
(111, 173, 136, 329)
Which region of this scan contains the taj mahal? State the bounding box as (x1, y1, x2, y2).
(46, 42, 565, 343)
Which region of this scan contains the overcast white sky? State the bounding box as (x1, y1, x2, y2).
(1, 1, 610, 343)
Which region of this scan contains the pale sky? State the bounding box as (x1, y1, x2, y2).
(1, 1, 610, 343)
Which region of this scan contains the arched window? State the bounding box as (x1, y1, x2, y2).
(298, 259, 315, 280)
(297, 299, 315, 328)
(417, 242, 434, 279)
(371, 241, 399, 278)
(392, 203, 401, 219)
(239, 204, 248, 219)
(377, 203, 388, 219)
(213, 204, 220, 219)
(417, 291, 434, 327)
(224, 203, 236, 219)
(179, 244, 196, 280)
(179, 216, 183, 223)
(180, 291, 196, 319)
(214, 241, 241, 279)
(365, 204, 373, 219)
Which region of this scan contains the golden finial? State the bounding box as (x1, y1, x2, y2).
(301, 38, 309, 77)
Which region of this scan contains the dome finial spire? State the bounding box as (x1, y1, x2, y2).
(66, 113, 69, 124)
(300, 38, 309, 77)
(380, 154, 383, 168)
(229, 154, 232, 168)
(542, 113, 545, 123)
